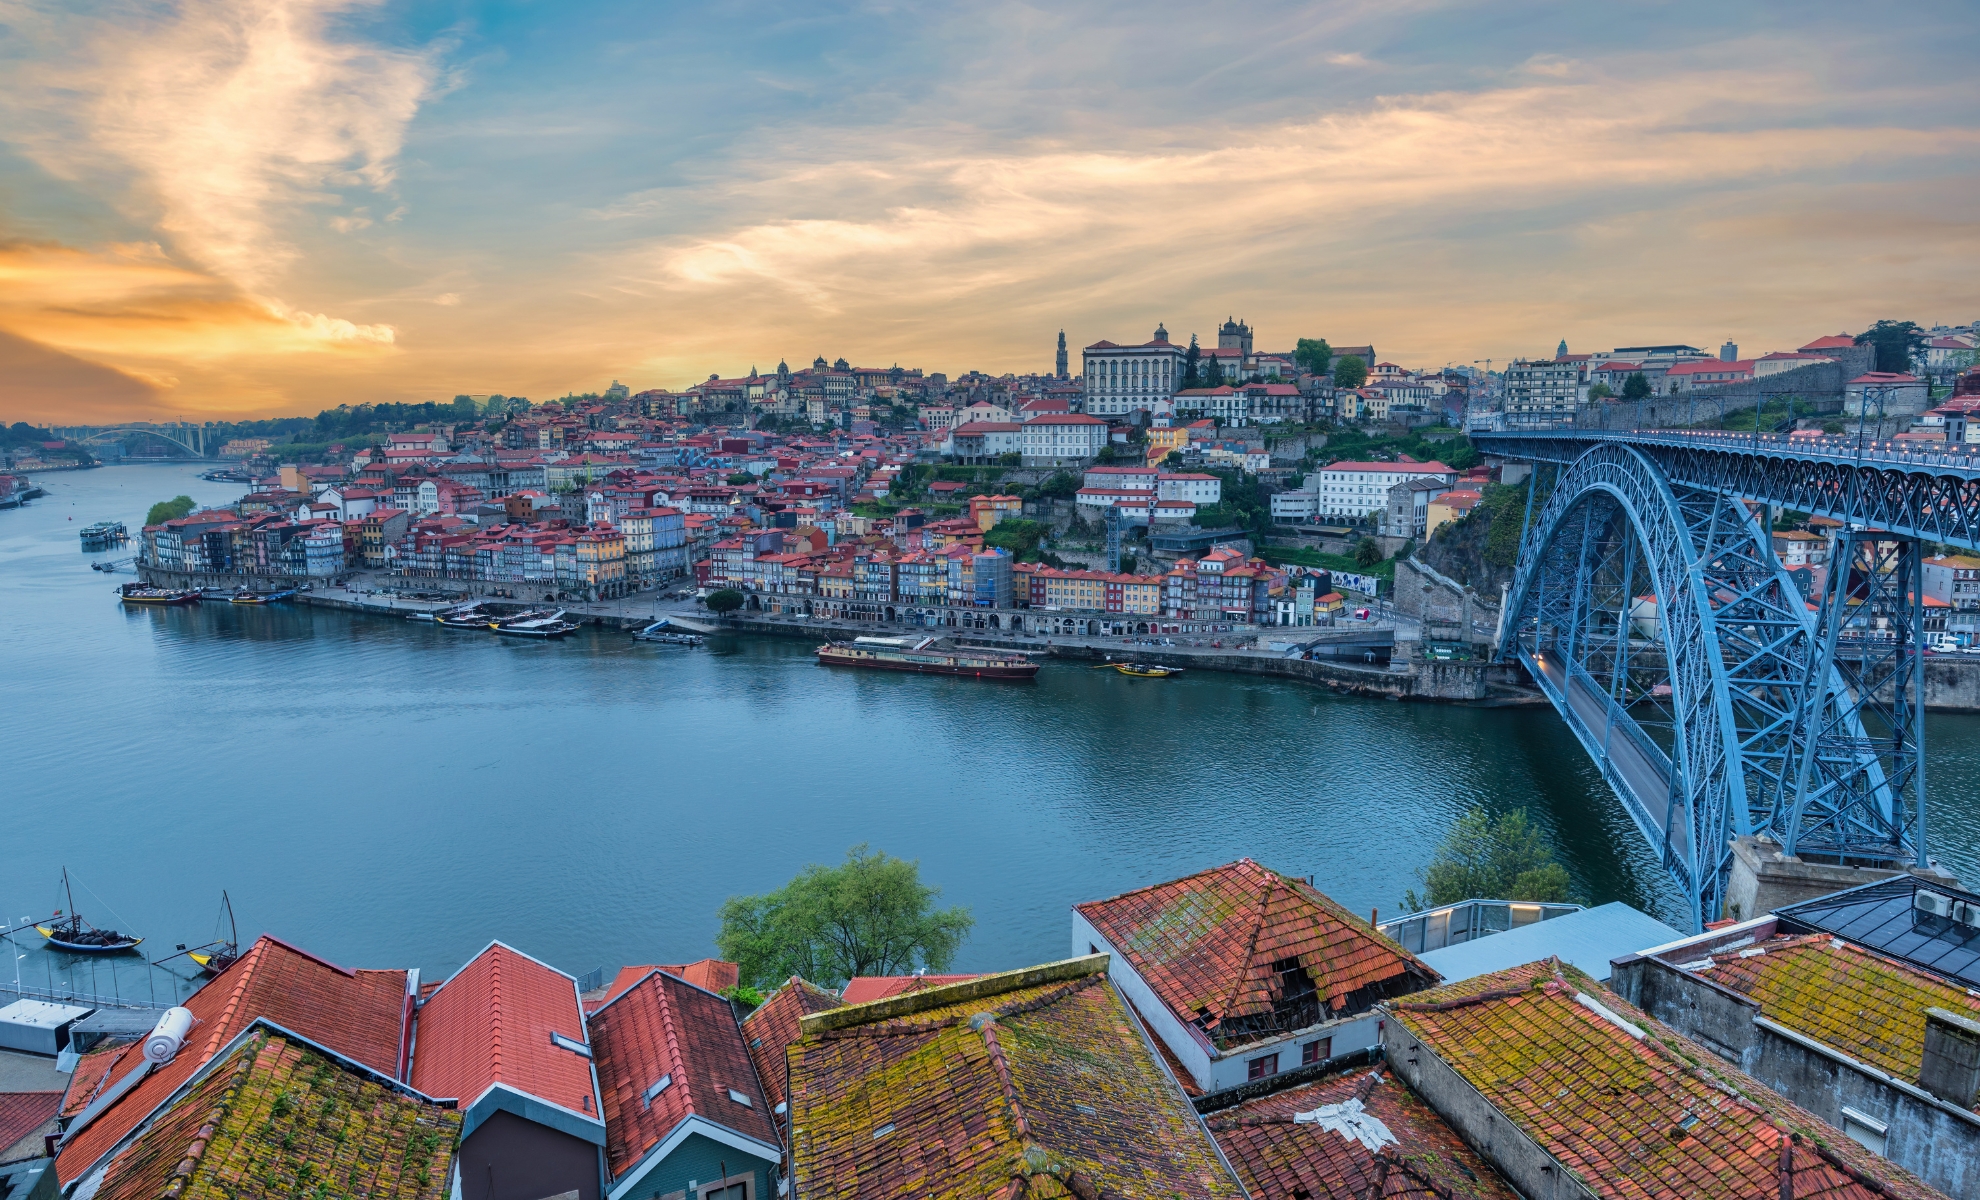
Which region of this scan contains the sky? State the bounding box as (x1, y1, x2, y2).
(0, 0, 1976, 424)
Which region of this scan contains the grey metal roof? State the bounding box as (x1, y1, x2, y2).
(1416, 902, 1684, 984)
(1776, 874, 1980, 987)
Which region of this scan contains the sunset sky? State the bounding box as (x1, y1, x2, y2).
(2, 0, 1976, 423)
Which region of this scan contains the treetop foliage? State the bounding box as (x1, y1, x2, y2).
(1404, 807, 1572, 911)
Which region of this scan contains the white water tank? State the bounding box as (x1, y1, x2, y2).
(143, 1007, 195, 1064)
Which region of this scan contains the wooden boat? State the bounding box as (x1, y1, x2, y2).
(187, 891, 241, 975)
(435, 605, 494, 629)
(229, 589, 295, 604)
(816, 636, 1039, 680)
(36, 869, 142, 953)
(117, 582, 199, 606)
(1111, 662, 1182, 677)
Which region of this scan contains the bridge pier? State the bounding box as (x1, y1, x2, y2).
(1723, 834, 1956, 923)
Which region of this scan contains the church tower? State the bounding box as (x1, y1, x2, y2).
(1218, 316, 1253, 355)
(1056, 330, 1069, 379)
(1556, 338, 1569, 359)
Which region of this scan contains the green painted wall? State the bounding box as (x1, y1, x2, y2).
(627, 1130, 776, 1200)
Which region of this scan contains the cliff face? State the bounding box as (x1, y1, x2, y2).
(1419, 483, 1531, 596)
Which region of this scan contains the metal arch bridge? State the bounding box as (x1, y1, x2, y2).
(75, 427, 208, 457)
(1473, 427, 1980, 929)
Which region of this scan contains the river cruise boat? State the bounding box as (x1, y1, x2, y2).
(493, 610, 579, 638)
(816, 636, 1039, 680)
(634, 619, 705, 645)
(435, 605, 494, 629)
(80, 521, 129, 550)
(117, 582, 199, 605)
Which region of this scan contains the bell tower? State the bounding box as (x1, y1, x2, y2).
(1056, 330, 1069, 379)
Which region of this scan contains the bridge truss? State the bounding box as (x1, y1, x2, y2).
(1480, 431, 1937, 927)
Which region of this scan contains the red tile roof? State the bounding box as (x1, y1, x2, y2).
(0, 1090, 59, 1157)
(838, 974, 979, 1005)
(56, 935, 412, 1187)
(588, 969, 780, 1183)
(1390, 959, 1941, 1200)
(787, 961, 1242, 1199)
(1077, 859, 1437, 1049)
(1800, 334, 1858, 351)
(1206, 1069, 1514, 1200)
(410, 942, 596, 1118)
(587, 959, 740, 1012)
(90, 1031, 457, 1200)
(741, 977, 843, 1129)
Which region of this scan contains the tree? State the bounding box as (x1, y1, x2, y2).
(727, 472, 754, 485)
(716, 845, 974, 988)
(1588, 382, 1615, 400)
(1855, 319, 1926, 374)
(1294, 338, 1333, 378)
(705, 587, 745, 614)
(1205, 356, 1225, 388)
(1403, 807, 1572, 911)
(1161, 451, 1184, 470)
(1333, 355, 1368, 390)
(145, 496, 196, 526)
(1035, 470, 1079, 499)
(1354, 536, 1382, 568)
(1180, 335, 1203, 391)
(1621, 372, 1652, 401)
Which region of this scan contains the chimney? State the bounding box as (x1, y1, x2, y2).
(1919, 1007, 1980, 1106)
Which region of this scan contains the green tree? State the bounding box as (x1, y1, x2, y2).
(1621, 372, 1652, 401)
(1588, 382, 1615, 400)
(1035, 471, 1079, 499)
(727, 472, 755, 485)
(1205, 356, 1226, 388)
(1354, 536, 1382, 568)
(1333, 355, 1368, 390)
(1294, 338, 1333, 377)
(1180, 335, 1203, 391)
(1161, 451, 1184, 470)
(145, 495, 196, 526)
(1403, 807, 1572, 910)
(705, 587, 745, 614)
(1855, 319, 1925, 374)
(716, 845, 974, 988)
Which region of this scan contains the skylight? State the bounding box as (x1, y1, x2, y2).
(550, 1032, 592, 1058)
(643, 1074, 672, 1108)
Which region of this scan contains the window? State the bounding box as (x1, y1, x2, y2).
(550, 1032, 591, 1058)
(1842, 1107, 1888, 1156)
(1302, 1037, 1331, 1066)
(1247, 1053, 1279, 1081)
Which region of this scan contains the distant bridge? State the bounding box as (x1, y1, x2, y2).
(75, 426, 209, 457)
(1476, 427, 1962, 928)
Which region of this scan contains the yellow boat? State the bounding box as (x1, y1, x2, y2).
(1111, 662, 1182, 677)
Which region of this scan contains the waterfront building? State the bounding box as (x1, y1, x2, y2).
(587, 968, 782, 1200)
(412, 942, 606, 1200)
(786, 958, 1244, 1199)
(1310, 460, 1456, 520)
(1073, 859, 1439, 1097)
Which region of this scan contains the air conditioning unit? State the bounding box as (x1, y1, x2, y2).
(1915, 889, 1954, 918)
(1954, 902, 1980, 929)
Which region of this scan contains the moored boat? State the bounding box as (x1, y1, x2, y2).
(187, 891, 242, 976)
(634, 620, 703, 645)
(492, 610, 578, 638)
(229, 588, 296, 604)
(816, 636, 1039, 680)
(1110, 662, 1182, 677)
(435, 604, 493, 629)
(36, 868, 142, 954)
(117, 582, 199, 605)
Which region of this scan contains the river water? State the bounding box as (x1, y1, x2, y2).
(3, 464, 1976, 1001)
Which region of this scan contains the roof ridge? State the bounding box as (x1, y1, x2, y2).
(488, 946, 504, 1083)
(1214, 872, 1276, 1026)
(157, 1033, 262, 1198)
(205, 937, 269, 1061)
(655, 972, 690, 1115)
(972, 1016, 1031, 1141)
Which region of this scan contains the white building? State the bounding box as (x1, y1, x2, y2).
(1503, 359, 1585, 429)
(1083, 325, 1186, 418)
(1312, 460, 1456, 519)
(1083, 465, 1158, 491)
(1156, 473, 1220, 504)
(1271, 488, 1320, 523)
(1021, 413, 1109, 467)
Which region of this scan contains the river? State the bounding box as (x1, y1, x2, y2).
(3, 463, 1975, 1002)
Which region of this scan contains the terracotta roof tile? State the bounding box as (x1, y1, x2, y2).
(586, 960, 741, 1012)
(589, 969, 780, 1184)
(91, 1031, 457, 1200)
(839, 975, 978, 1005)
(741, 977, 842, 1130)
(1076, 858, 1437, 1049)
(787, 964, 1242, 1199)
(0, 1090, 59, 1158)
(1206, 1069, 1514, 1200)
(410, 942, 596, 1118)
(56, 935, 412, 1187)
(1693, 932, 1980, 1102)
(1389, 959, 1941, 1200)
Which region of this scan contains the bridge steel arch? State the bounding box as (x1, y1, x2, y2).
(76, 428, 207, 457)
(1499, 443, 1900, 929)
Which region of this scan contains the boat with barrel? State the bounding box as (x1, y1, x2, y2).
(1109, 661, 1183, 678)
(117, 581, 199, 606)
(36, 869, 142, 954)
(229, 588, 296, 604)
(816, 635, 1039, 680)
(187, 891, 242, 975)
(492, 610, 579, 638)
(435, 604, 494, 629)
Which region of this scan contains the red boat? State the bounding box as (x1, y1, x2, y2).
(816, 636, 1039, 680)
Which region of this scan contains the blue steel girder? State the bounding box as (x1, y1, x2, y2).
(1497, 443, 1869, 928)
(1476, 431, 1980, 551)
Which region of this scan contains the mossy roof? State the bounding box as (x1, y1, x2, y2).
(90, 1031, 459, 1200)
(1206, 1068, 1516, 1200)
(740, 977, 842, 1134)
(787, 970, 1243, 1199)
(1697, 932, 1980, 1101)
(1075, 858, 1436, 1040)
(1389, 959, 1943, 1200)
